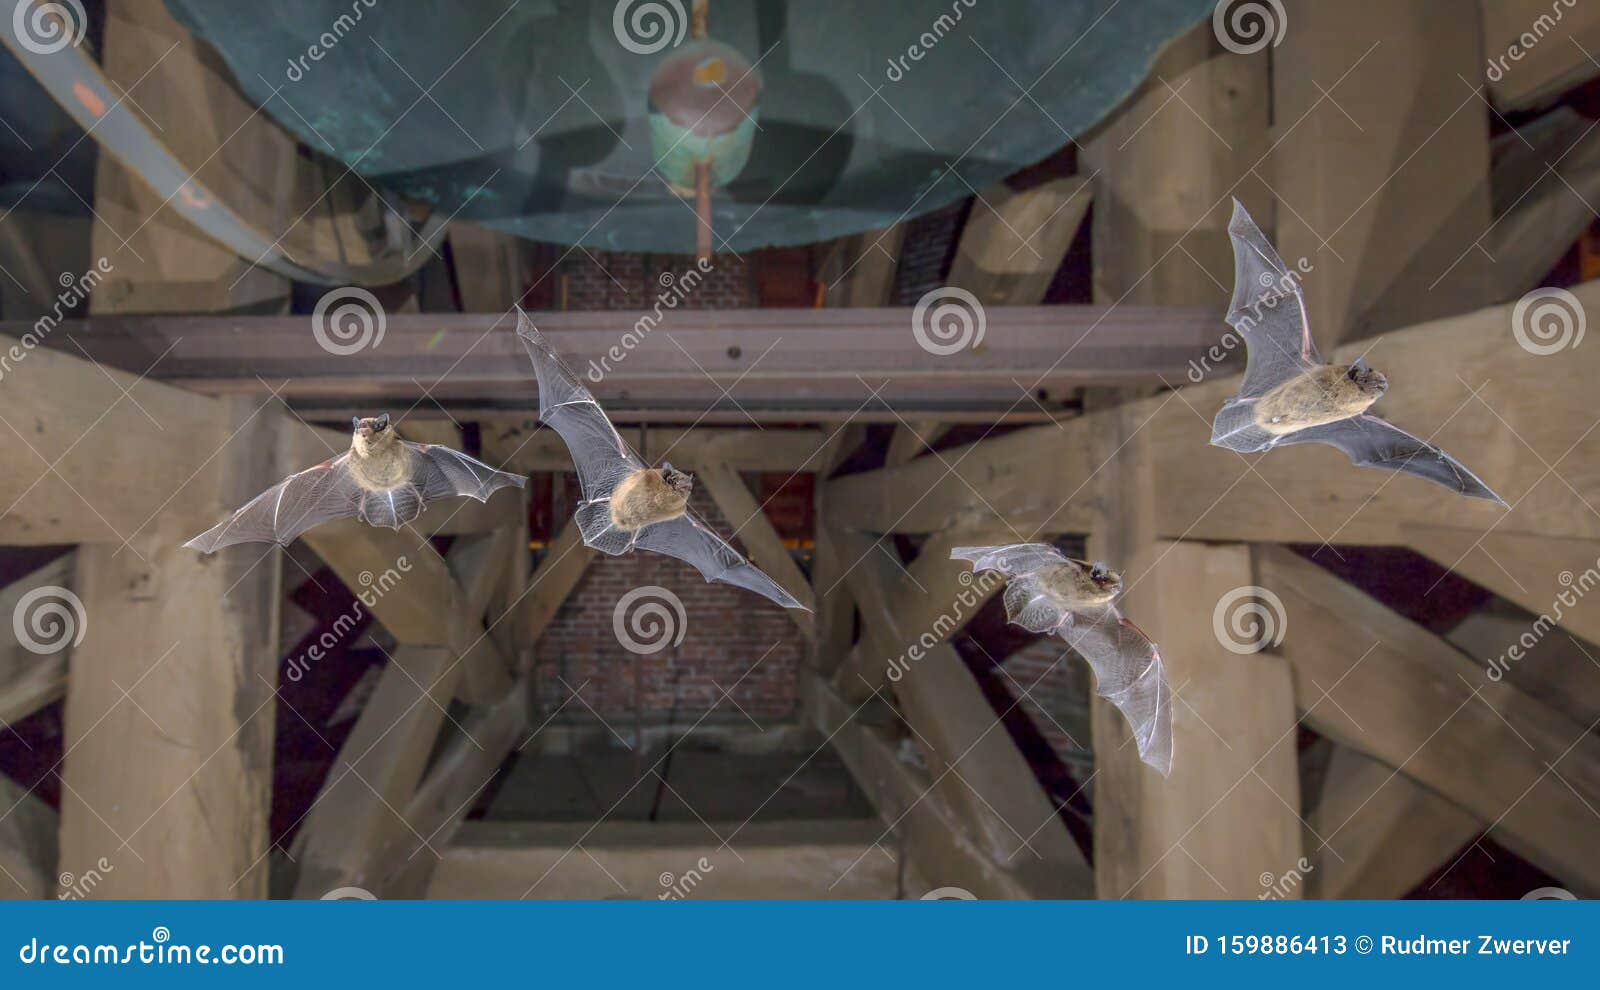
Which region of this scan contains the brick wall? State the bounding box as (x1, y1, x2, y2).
(534, 485, 807, 723)
(536, 249, 805, 723)
(558, 249, 754, 311)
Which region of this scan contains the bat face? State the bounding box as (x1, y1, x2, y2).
(1211, 200, 1505, 505)
(351, 413, 392, 439)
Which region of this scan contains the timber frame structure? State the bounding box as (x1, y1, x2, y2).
(4, 7, 1600, 901)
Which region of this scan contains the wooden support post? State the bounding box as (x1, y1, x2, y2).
(1274, 0, 1492, 344)
(447, 222, 530, 312)
(946, 176, 1090, 307)
(820, 225, 904, 308)
(58, 398, 282, 898)
(1257, 545, 1600, 894)
(1096, 542, 1302, 898)
(513, 518, 597, 648)
(1082, 23, 1302, 899)
(696, 461, 815, 635)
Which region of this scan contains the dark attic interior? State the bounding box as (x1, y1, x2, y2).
(1, 0, 1598, 903)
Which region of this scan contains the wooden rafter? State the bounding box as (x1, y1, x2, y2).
(1258, 545, 1600, 894)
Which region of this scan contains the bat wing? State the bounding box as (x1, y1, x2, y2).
(1281, 414, 1507, 504)
(514, 309, 648, 548)
(632, 510, 809, 610)
(1223, 199, 1321, 400)
(1059, 606, 1172, 777)
(949, 543, 1069, 578)
(184, 454, 363, 552)
(406, 442, 526, 504)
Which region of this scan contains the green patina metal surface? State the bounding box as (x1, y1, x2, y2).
(160, 0, 1215, 253)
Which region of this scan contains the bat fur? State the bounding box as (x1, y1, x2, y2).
(1255, 364, 1388, 435)
(610, 467, 693, 531)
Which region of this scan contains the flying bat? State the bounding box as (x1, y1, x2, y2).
(184, 414, 526, 552)
(514, 310, 808, 611)
(1209, 200, 1506, 505)
(950, 544, 1171, 776)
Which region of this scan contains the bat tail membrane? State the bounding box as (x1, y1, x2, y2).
(356, 487, 426, 530)
(1209, 399, 1274, 453)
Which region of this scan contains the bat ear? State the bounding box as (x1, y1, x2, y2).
(376, 413, 390, 430)
(1090, 562, 1109, 579)
(351, 416, 361, 432)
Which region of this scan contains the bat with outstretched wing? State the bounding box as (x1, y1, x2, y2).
(951, 543, 1171, 776)
(184, 414, 526, 552)
(514, 309, 808, 611)
(1209, 199, 1505, 505)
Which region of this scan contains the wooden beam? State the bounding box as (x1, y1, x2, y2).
(821, 224, 904, 308)
(695, 461, 815, 635)
(445, 528, 519, 704)
(289, 646, 457, 899)
(1483, 1, 1600, 110)
(1447, 604, 1600, 728)
(823, 425, 1094, 536)
(0, 775, 56, 900)
(834, 528, 1088, 889)
(512, 518, 596, 647)
(1257, 544, 1600, 894)
(1409, 527, 1600, 653)
(58, 398, 281, 898)
(1485, 108, 1600, 300)
(947, 177, 1090, 307)
(385, 678, 530, 897)
(1307, 745, 1479, 899)
(447, 222, 529, 312)
(427, 820, 898, 900)
(1274, 0, 1492, 344)
(827, 277, 1600, 546)
(0, 332, 238, 545)
(803, 675, 1087, 899)
(884, 421, 948, 467)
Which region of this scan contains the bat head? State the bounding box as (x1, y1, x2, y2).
(1346, 359, 1388, 398)
(352, 413, 392, 438)
(660, 462, 694, 499)
(1087, 561, 1122, 596)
